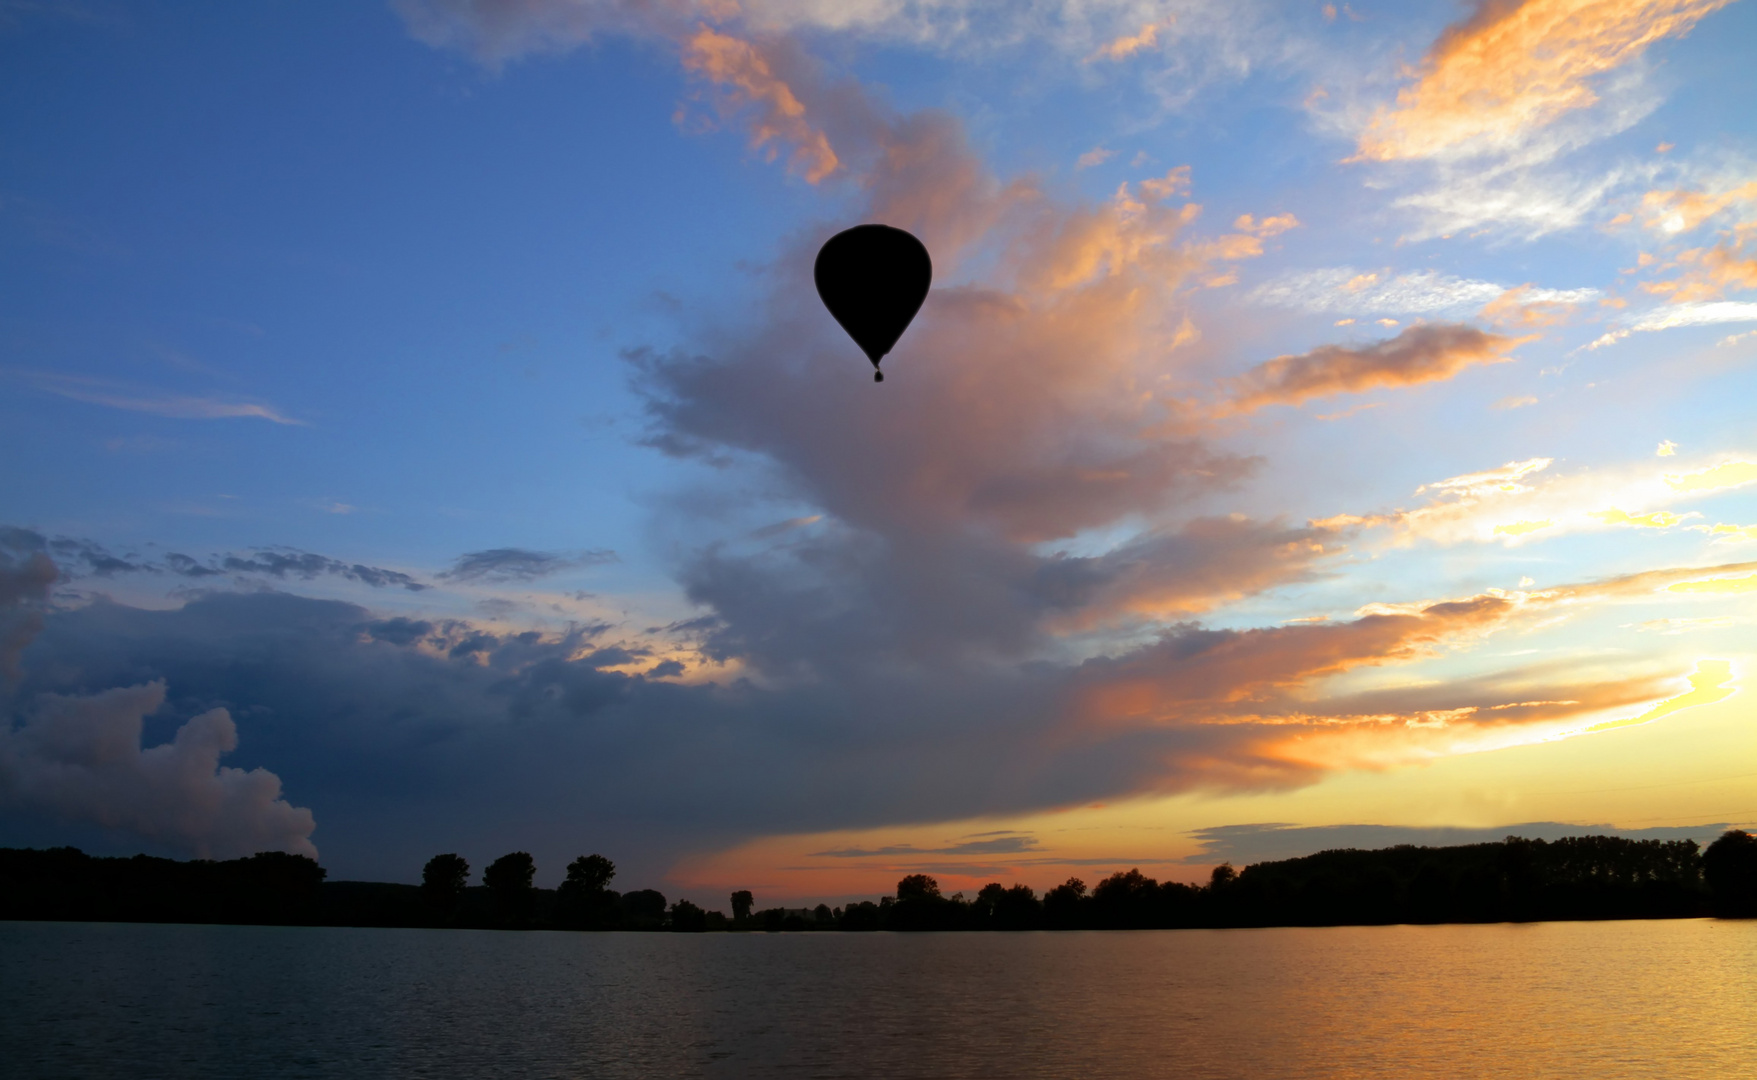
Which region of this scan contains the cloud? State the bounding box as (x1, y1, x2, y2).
(1075, 146, 1115, 170)
(1587, 299, 1757, 348)
(1354, 0, 1734, 163)
(1480, 283, 1586, 327)
(679, 27, 840, 184)
(191, 549, 428, 591)
(1664, 459, 1757, 493)
(10, 540, 1740, 884)
(13, 371, 305, 425)
(392, 0, 1242, 70)
(1320, 450, 1757, 547)
(0, 529, 428, 593)
(443, 547, 617, 582)
(1639, 180, 1757, 234)
(813, 833, 1041, 857)
(1590, 507, 1691, 528)
(363, 617, 435, 646)
(1, 539, 316, 860)
(1639, 220, 1757, 303)
(1251, 267, 1596, 316)
(0, 682, 317, 859)
(1088, 20, 1162, 63)
(1219, 324, 1526, 414)
(1, 528, 57, 680)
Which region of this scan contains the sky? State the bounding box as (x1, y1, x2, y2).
(2, 0, 1756, 905)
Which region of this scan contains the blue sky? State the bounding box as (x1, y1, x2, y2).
(3, 0, 1756, 902)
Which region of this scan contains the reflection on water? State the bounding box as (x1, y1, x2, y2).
(2, 919, 1752, 1078)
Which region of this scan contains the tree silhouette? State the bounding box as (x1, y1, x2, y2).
(730, 889, 754, 923)
(669, 898, 708, 931)
(620, 888, 667, 929)
(556, 854, 618, 928)
(564, 854, 615, 891)
(1704, 829, 1757, 916)
(1042, 877, 1087, 928)
(896, 873, 941, 902)
(421, 853, 469, 919)
(484, 852, 536, 924)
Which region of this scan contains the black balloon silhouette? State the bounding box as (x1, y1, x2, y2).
(814, 224, 932, 382)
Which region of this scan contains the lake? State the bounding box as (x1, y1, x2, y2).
(2, 919, 1752, 1078)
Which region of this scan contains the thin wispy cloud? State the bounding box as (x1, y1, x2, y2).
(1251, 267, 1597, 315)
(14, 371, 305, 425)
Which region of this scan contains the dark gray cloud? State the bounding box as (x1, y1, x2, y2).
(364, 617, 434, 646)
(7, 588, 1236, 885)
(1, 527, 56, 680)
(211, 550, 427, 591)
(1186, 822, 1733, 866)
(444, 547, 617, 582)
(812, 833, 1040, 858)
(47, 536, 153, 577)
(4, 526, 428, 592)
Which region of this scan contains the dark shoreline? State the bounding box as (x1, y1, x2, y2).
(7, 830, 1755, 931)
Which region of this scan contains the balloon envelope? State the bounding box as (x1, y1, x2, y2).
(814, 225, 932, 378)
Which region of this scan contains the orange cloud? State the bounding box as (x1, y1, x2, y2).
(680, 26, 839, 183)
(1088, 21, 1163, 63)
(1640, 222, 1757, 303)
(1220, 324, 1527, 414)
(1640, 181, 1757, 234)
(1355, 0, 1734, 162)
(1138, 166, 1192, 201)
(1480, 283, 1582, 327)
(1076, 594, 1519, 728)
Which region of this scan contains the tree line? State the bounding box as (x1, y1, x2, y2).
(4, 831, 1754, 930)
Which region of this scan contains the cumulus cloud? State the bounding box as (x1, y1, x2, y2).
(1219, 324, 1526, 414)
(2, 540, 316, 860)
(0, 682, 317, 859)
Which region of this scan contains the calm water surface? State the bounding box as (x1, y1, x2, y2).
(2, 919, 1752, 1078)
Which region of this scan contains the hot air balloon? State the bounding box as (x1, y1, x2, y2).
(814, 224, 932, 382)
